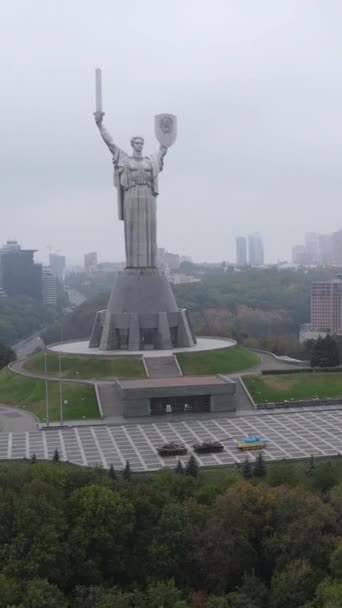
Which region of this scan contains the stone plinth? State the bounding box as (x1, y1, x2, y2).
(90, 268, 196, 351)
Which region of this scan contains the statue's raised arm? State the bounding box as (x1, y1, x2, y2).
(94, 112, 123, 157)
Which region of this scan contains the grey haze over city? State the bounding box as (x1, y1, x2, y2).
(1, 0, 342, 266)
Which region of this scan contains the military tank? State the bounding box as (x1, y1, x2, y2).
(193, 440, 224, 454)
(157, 442, 188, 457)
(235, 435, 267, 451)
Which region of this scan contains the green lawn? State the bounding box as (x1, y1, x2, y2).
(24, 352, 146, 380)
(243, 372, 342, 404)
(176, 346, 260, 376)
(0, 368, 99, 422)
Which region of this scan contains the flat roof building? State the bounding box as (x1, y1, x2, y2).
(235, 236, 247, 266)
(0, 241, 42, 300)
(248, 233, 264, 266)
(300, 276, 342, 342)
(42, 267, 57, 306)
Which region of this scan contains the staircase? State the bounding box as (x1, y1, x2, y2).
(96, 382, 122, 417)
(144, 356, 181, 378)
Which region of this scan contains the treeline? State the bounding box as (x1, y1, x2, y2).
(54, 267, 335, 356)
(175, 266, 331, 340)
(0, 296, 57, 347)
(1, 457, 342, 606)
(42, 292, 108, 345)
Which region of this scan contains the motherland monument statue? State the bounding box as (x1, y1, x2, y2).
(90, 68, 196, 351)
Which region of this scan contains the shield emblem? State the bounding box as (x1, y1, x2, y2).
(154, 114, 177, 148)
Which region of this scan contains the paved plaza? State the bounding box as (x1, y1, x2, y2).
(49, 337, 236, 357)
(1, 408, 342, 471)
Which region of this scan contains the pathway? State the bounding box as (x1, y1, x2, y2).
(144, 356, 181, 378)
(96, 383, 122, 418)
(0, 405, 38, 432)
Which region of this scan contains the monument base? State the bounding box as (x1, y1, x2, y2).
(89, 268, 196, 351)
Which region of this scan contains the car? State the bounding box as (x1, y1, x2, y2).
(192, 441, 224, 454)
(157, 442, 188, 457)
(235, 435, 267, 450)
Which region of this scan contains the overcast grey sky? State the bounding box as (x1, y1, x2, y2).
(1, 0, 342, 265)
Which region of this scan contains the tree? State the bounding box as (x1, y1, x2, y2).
(311, 461, 339, 493)
(122, 460, 131, 481)
(31, 454, 37, 464)
(67, 484, 135, 584)
(266, 486, 337, 571)
(305, 455, 315, 476)
(108, 464, 117, 480)
(269, 559, 316, 608)
(52, 449, 60, 463)
(72, 585, 146, 608)
(19, 579, 67, 608)
(185, 455, 199, 477)
(0, 573, 20, 607)
(242, 458, 253, 479)
(253, 453, 266, 478)
(329, 543, 342, 579)
(175, 459, 184, 475)
(147, 502, 194, 581)
(311, 335, 340, 368)
(0, 343, 16, 370)
(315, 578, 342, 608)
(146, 579, 183, 608)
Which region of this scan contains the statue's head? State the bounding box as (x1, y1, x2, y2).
(130, 136, 144, 154)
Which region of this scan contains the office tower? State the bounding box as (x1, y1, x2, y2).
(332, 229, 342, 265)
(235, 237, 247, 266)
(318, 234, 333, 265)
(248, 233, 264, 266)
(305, 232, 319, 265)
(292, 245, 308, 265)
(42, 267, 57, 306)
(310, 278, 342, 333)
(0, 240, 42, 300)
(84, 251, 98, 273)
(49, 253, 66, 279)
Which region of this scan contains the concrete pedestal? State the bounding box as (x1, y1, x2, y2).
(90, 268, 196, 351)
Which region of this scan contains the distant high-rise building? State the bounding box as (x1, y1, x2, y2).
(49, 253, 66, 279)
(300, 275, 342, 342)
(248, 233, 264, 266)
(42, 267, 57, 306)
(84, 252, 98, 273)
(310, 279, 342, 333)
(305, 232, 319, 265)
(292, 245, 308, 265)
(157, 248, 181, 273)
(318, 234, 334, 265)
(235, 237, 247, 266)
(332, 229, 342, 265)
(0, 241, 42, 300)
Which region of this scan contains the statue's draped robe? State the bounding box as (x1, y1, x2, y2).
(113, 149, 164, 268)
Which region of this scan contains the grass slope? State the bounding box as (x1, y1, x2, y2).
(0, 368, 99, 421)
(244, 372, 342, 404)
(24, 352, 146, 380)
(177, 346, 260, 376)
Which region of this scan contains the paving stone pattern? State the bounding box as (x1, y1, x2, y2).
(3, 409, 342, 471)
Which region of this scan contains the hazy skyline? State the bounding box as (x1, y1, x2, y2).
(2, 1, 342, 266)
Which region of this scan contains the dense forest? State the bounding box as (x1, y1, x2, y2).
(0, 296, 58, 347)
(1, 458, 342, 607)
(57, 266, 335, 356)
(175, 265, 331, 339)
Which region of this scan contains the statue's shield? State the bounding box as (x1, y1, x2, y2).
(154, 114, 177, 147)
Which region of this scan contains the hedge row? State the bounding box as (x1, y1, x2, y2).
(262, 367, 342, 376)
